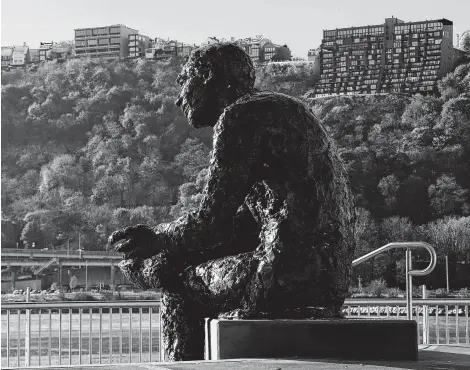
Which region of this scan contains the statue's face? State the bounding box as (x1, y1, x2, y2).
(176, 59, 221, 128)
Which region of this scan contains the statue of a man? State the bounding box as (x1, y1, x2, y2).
(109, 43, 355, 361)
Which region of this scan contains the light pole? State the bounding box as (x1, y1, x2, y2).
(445, 255, 450, 293)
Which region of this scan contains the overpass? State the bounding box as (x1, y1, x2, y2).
(1, 248, 125, 290)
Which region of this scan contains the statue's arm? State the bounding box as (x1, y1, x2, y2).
(156, 108, 260, 254)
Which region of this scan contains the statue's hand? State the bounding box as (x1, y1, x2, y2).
(108, 224, 168, 259)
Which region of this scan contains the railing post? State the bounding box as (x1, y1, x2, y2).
(25, 287, 31, 367)
(422, 285, 429, 344)
(159, 301, 166, 362)
(405, 249, 413, 320)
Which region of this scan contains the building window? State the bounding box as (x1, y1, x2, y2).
(87, 39, 97, 46)
(110, 37, 121, 45)
(98, 38, 109, 45)
(110, 27, 120, 34)
(75, 30, 86, 37)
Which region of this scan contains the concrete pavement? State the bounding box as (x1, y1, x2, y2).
(14, 346, 470, 370)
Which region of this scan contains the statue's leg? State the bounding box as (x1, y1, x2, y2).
(160, 289, 215, 361)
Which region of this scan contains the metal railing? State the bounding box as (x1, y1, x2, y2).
(1, 248, 122, 259)
(1, 300, 162, 368)
(342, 298, 470, 345)
(352, 242, 437, 319)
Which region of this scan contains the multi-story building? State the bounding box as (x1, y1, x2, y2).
(74, 24, 138, 60)
(52, 41, 74, 61)
(261, 41, 277, 62)
(29, 49, 40, 64)
(10, 43, 30, 68)
(314, 17, 459, 97)
(145, 38, 197, 60)
(1, 47, 13, 70)
(37, 41, 74, 62)
(39, 42, 53, 62)
(238, 36, 264, 62)
(128, 34, 150, 58)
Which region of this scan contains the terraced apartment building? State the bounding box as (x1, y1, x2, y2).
(313, 17, 460, 97)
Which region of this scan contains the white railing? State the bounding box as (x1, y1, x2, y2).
(352, 242, 437, 319)
(342, 298, 470, 345)
(1, 300, 162, 368)
(2, 297, 469, 368)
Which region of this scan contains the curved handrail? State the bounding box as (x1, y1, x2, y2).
(352, 242, 437, 276)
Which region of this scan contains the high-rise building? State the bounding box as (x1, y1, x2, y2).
(74, 24, 138, 60)
(314, 17, 459, 97)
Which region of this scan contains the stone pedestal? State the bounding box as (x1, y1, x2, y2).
(205, 319, 418, 361)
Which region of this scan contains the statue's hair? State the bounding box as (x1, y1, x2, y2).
(190, 43, 256, 92)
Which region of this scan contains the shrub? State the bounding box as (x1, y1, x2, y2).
(384, 287, 404, 298)
(348, 286, 363, 296)
(457, 288, 470, 298)
(364, 278, 387, 297)
(66, 292, 95, 301)
(433, 288, 449, 298)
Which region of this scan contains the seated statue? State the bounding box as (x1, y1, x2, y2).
(109, 43, 356, 361)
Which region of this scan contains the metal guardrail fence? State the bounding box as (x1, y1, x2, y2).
(342, 298, 470, 345)
(1, 298, 469, 368)
(1, 300, 161, 368)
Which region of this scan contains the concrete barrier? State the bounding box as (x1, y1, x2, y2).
(205, 318, 418, 361)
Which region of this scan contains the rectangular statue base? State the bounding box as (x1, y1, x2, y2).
(205, 318, 418, 361)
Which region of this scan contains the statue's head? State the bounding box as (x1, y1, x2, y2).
(176, 43, 255, 128)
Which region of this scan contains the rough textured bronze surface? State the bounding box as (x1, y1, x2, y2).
(109, 43, 356, 361)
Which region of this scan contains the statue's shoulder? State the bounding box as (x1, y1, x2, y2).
(223, 90, 308, 119)
(218, 90, 319, 136)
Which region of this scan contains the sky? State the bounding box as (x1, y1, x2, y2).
(1, 0, 469, 58)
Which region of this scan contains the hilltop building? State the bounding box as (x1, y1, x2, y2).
(145, 38, 198, 60)
(237, 36, 291, 63)
(36, 41, 74, 62)
(313, 17, 462, 97)
(128, 34, 150, 58)
(74, 24, 138, 59)
(29, 49, 40, 64)
(1, 47, 13, 70)
(199, 35, 291, 63)
(9, 43, 30, 69)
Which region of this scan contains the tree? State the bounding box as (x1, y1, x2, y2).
(459, 30, 470, 52)
(173, 138, 210, 181)
(377, 175, 400, 211)
(425, 216, 470, 259)
(271, 45, 292, 62)
(170, 168, 209, 219)
(428, 175, 469, 217)
(354, 207, 379, 258)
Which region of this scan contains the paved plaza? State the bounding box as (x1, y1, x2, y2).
(15, 346, 470, 370)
